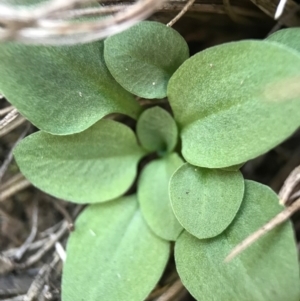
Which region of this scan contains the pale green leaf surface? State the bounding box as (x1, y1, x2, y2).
(138, 153, 184, 241)
(0, 42, 140, 135)
(168, 40, 300, 168)
(62, 195, 170, 301)
(170, 163, 244, 239)
(104, 21, 189, 99)
(137, 106, 178, 153)
(267, 28, 300, 53)
(175, 181, 300, 301)
(14, 120, 145, 203)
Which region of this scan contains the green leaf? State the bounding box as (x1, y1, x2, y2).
(138, 153, 184, 241)
(62, 195, 170, 301)
(170, 163, 244, 239)
(267, 28, 300, 53)
(221, 163, 244, 171)
(175, 180, 300, 301)
(14, 120, 145, 204)
(168, 40, 300, 168)
(136, 106, 178, 154)
(104, 21, 189, 99)
(0, 41, 140, 135)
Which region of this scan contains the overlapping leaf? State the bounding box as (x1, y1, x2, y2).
(0, 41, 140, 135)
(168, 40, 300, 168)
(170, 164, 244, 239)
(104, 21, 189, 99)
(138, 153, 183, 241)
(14, 120, 145, 203)
(62, 195, 170, 301)
(267, 28, 300, 53)
(137, 106, 178, 154)
(175, 181, 300, 301)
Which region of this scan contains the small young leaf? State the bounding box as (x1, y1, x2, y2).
(267, 28, 300, 53)
(62, 195, 170, 301)
(104, 21, 189, 99)
(175, 181, 300, 301)
(137, 106, 178, 154)
(0, 42, 140, 135)
(170, 163, 244, 239)
(14, 120, 145, 204)
(168, 40, 300, 168)
(138, 153, 184, 241)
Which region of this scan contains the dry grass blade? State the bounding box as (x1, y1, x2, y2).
(0, 116, 27, 138)
(0, 0, 168, 45)
(279, 165, 300, 205)
(225, 197, 300, 262)
(0, 106, 14, 117)
(275, 0, 288, 19)
(0, 109, 19, 131)
(0, 175, 31, 202)
(155, 279, 184, 301)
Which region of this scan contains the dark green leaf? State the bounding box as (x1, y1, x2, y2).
(0, 42, 140, 135)
(104, 21, 189, 99)
(137, 106, 178, 154)
(138, 153, 184, 241)
(175, 181, 300, 301)
(62, 195, 170, 301)
(14, 120, 145, 203)
(170, 163, 244, 239)
(267, 28, 300, 53)
(168, 40, 300, 168)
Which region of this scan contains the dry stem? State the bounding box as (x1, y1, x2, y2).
(167, 0, 196, 27)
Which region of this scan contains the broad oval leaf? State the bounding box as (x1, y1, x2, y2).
(267, 28, 300, 53)
(104, 21, 189, 99)
(14, 120, 145, 203)
(168, 40, 300, 168)
(175, 180, 300, 301)
(137, 106, 178, 154)
(170, 163, 244, 239)
(0, 42, 140, 135)
(138, 153, 184, 241)
(62, 195, 170, 301)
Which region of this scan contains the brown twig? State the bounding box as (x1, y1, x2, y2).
(225, 197, 300, 262)
(167, 0, 196, 27)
